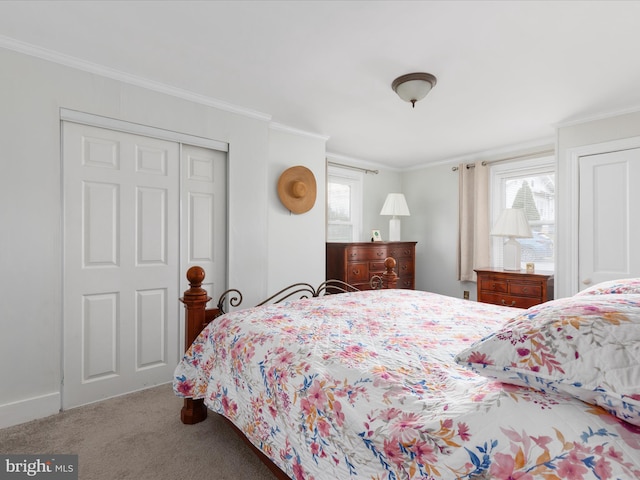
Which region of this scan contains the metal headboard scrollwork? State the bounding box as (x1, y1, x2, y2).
(202, 256, 397, 316)
(213, 277, 383, 316)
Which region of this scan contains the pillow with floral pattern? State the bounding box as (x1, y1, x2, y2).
(455, 294, 640, 425)
(575, 277, 640, 296)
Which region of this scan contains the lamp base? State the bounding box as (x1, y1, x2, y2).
(503, 237, 521, 271)
(389, 217, 401, 241)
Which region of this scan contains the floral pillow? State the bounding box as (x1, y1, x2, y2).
(575, 277, 640, 296)
(455, 294, 640, 425)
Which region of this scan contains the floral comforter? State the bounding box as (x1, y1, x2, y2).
(173, 289, 640, 479)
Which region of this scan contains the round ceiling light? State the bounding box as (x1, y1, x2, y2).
(391, 72, 437, 108)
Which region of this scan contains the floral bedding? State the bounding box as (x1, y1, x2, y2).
(173, 289, 640, 479)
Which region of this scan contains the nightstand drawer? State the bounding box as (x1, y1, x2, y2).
(479, 278, 508, 293)
(510, 282, 541, 298)
(481, 293, 541, 309)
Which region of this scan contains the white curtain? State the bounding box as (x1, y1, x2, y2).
(458, 162, 490, 282)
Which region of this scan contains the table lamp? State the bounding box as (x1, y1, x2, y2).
(490, 208, 532, 270)
(380, 193, 410, 241)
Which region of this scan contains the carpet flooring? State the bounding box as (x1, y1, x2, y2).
(0, 384, 277, 479)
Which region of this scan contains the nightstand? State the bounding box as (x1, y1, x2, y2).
(474, 268, 554, 308)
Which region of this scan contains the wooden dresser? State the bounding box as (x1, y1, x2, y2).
(327, 242, 417, 290)
(475, 268, 554, 308)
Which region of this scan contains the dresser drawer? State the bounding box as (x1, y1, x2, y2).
(346, 246, 388, 261)
(397, 258, 414, 276)
(397, 278, 414, 289)
(387, 246, 415, 259)
(369, 260, 387, 273)
(346, 262, 369, 283)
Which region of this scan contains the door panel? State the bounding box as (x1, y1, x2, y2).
(82, 293, 118, 381)
(579, 148, 640, 289)
(63, 122, 180, 408)
(180, 144, 227, 321)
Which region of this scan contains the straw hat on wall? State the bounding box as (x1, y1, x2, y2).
(277, 165, 317, 214)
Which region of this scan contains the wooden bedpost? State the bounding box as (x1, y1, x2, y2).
(382, 257, 399, 289)
(179, 266, 211, 425)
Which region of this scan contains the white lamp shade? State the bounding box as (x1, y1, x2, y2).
(380, 193, 410, 216)
(491, 208, 532, 271)
(380, 193, 410, 242)
(490, 208, 532, 238)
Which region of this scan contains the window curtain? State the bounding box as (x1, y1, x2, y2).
(458, 162, 490, 282)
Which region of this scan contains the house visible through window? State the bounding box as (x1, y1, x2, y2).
(491, 156, 555, 271)
(327, 165, 363, 242)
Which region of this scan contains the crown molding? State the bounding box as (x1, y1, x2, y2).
(269, 122, 329, 141)
(0, 34, 272, 122)
(554, 104, 640, 129)
(404, 136, 555, 172)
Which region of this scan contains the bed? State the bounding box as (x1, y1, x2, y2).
(174, 267, 640, 479)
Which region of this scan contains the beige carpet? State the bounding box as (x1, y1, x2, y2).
(0, 384, 278, 479)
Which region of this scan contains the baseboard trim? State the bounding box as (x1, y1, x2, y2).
(0, 392, 60, 429)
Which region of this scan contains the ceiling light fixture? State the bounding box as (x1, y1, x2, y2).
(391, 72, 437, 108)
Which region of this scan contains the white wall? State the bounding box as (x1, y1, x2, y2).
(402, 164, 474, 297)
(0, 47, 326, 427)
(267, 126, 327, 290)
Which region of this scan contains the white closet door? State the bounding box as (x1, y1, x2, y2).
(62, 122, 180, 408)
(179, 144, 227, 349)
(579, 148, 640, 290)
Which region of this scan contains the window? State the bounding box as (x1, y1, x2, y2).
(327, 165, 363, 242)
(490, 156, 555, 271)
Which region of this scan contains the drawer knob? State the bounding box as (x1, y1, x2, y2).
(501, 299, 516, 307)
(522, 287, 528, 293)
(376, 251, 384, 256)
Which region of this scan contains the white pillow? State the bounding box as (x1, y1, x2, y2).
(455, 294, 640, 426)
